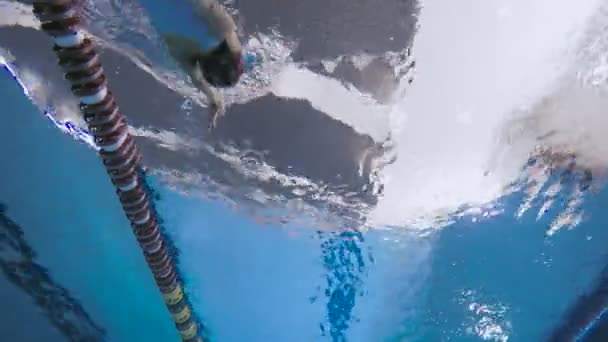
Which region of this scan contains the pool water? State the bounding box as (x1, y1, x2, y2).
(2, 1, 608, 341)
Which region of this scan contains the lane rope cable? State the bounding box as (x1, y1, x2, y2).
(30, 1, 206, 341)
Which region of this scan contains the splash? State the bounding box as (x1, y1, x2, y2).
(368, 0, 604, 230)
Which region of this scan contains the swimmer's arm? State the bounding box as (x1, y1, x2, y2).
(190, 61, 224, 129)
(189, 0, 242, 54)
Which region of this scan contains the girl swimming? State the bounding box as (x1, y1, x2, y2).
(164, 0, 244, 129)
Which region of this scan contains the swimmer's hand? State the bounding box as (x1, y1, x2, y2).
(190, 60, 225, 130)
(208, 95, 225, 130)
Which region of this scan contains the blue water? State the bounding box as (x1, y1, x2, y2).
(415, 195, 608, 341)
(0, 69, 179, 341)
(3, 62, 608, 339)
(2, 2, 608, 341)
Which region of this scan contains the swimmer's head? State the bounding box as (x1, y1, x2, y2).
(198, 40, 244, 88)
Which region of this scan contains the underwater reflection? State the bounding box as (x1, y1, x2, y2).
(0, 203, 105, 341)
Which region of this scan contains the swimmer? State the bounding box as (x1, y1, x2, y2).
(164, 0, 245, 130)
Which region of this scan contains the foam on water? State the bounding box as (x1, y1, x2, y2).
(368, 0, 604, 229)
(271, 64, 391, 142)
